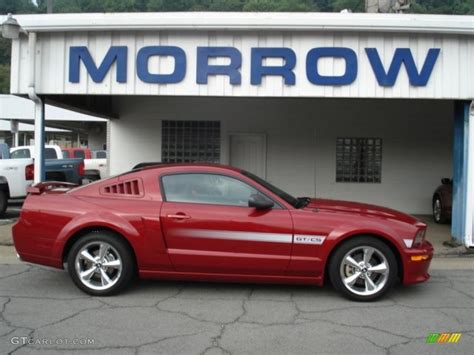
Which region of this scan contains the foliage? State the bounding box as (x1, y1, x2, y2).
(243, 0, 317, 11)
(410, 0, 474, 15)
(0, 0, 38, 14)
(0, 64, 10, 93)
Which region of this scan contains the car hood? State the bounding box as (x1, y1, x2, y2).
(304, 198, 420, 225)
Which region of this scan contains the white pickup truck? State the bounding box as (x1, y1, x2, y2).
(61, 148, 108, 181)
(0, 144, 85, 216)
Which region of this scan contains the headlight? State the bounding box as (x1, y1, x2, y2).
(413, 229, 426, 247)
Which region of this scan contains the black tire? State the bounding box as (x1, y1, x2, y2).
(0, 190, 8, 217)
(67, 231, 135, 296)
(84, 173, 101, 182)
(329, 236, 398, 302)
(433, 196, 448, 224)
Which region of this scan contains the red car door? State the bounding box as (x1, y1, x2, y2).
(159, 173, 293, 275)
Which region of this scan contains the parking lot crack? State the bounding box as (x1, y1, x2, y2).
(136, 331, 205, 354)
(32, 303, 107, 332)
(0, 265, 33, 280)
(299, 314, 412, 341)
(199, 288, 254, 355)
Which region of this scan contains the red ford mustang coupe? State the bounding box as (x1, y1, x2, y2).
(13, 164, 433, 301)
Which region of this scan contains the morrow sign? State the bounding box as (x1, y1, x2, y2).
(69, 46, 440, 87)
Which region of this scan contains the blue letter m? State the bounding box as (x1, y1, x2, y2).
(366, 48, 440, 87)
(69, 46, 127, 83)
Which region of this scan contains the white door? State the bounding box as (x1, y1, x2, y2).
(229, 133, 266, 178)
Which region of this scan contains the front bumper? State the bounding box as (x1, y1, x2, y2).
(402, 241, 434, 285)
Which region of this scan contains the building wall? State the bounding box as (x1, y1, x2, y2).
(10, 31, 474, 100)
(87, 125, 107, 150)
(110, 96, 453, 214)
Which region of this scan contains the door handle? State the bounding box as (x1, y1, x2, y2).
(167, 213, 191, 220)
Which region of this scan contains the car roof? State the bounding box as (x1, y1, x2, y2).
(129, 162, 243, 175)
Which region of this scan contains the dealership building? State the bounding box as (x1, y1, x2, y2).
(1, 12, 473, 247)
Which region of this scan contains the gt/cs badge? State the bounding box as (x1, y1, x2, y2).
(294, 235, 326, 245)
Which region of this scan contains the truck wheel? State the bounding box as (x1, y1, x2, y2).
(0, 191, 8, 217)
(329, 236, 397, 302)
(67, 232, 135, 296)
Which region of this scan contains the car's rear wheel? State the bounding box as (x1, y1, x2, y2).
(329, 237, 398, 302)
(433, 196, 448, 224)
(67, 232, 135, 296)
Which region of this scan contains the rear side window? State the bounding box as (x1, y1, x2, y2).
(62, 150, 70, 158)
(74, 150, 85, 159)
(94, 151, 107, 159)
(161, 173, 270, 207)
(10, 149, 30, 159)
(45, 148, 58, 159)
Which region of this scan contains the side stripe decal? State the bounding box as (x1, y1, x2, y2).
(172, 229, 326, 245)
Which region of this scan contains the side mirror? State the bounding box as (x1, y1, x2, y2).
(441, 178, 451, 185)
(248, 194, 274, 210)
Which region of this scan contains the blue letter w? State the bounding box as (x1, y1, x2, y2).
(69, 46, 127, 83)
(365, 48, 440, 87)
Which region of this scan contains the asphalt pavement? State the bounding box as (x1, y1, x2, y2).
(0, 262, 473, 355)
(1, 203, 473, 354)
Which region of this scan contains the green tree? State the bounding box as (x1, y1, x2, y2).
(0, 38, 11, 65)
(0, 64, 10, 93)
(243, 0, 316, 11)
(331, 0, 364, 12)
(410, 0, 474, 14)
(0, 0, 38, 14)
(147, 0, 194, 11)
(209, 0, 244, 11)
(103, 0, 137, 12)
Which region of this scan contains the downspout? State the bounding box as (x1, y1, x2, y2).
(465, 102, 474, 248)
(26, 32, 45, 183)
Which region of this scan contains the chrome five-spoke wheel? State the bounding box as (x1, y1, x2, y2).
(329, 236, 397, 301)
(67, 232, 135, 296)
(340, 246, 389, 296)
(75, 241, 122, 291)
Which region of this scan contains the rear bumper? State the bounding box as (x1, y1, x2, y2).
(12, 219, 63, 269)
(402, 241, 434, 285)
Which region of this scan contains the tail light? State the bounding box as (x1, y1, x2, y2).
(78, 161, 85, 176)
(25, 164, 34, 181)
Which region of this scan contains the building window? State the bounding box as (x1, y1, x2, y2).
(336, 137, 382, 183)
(161, 121, 220, 163)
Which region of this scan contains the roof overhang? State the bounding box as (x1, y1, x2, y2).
(0, 12, 473, 35)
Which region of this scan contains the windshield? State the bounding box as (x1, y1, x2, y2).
(242, 171, 301, 208)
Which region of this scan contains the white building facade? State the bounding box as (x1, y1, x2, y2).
(4, 12, 474, 246)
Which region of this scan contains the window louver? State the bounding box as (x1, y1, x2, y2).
(102, 179, 142, 196)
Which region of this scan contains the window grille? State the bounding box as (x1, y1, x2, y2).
(336, 137, 382, 183)
(161, 121, 220, 163)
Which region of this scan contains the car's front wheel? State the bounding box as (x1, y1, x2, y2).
(67, 232, 135, 296)
(329, 237, 398, 302)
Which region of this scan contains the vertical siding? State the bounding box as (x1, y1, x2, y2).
(10, 31, 474, 99)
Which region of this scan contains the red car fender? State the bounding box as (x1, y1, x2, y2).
(320, 222, 406, 278)
(52, 211, 142, 265)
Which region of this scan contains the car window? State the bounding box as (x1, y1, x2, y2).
(94, 151, 107, 159)
(62, 150, 70, 158)
(10, 149, 30, 159)
(45, 148, 58, 159)
(74, 150, 85, 159)
(162, 173, 270, 207)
